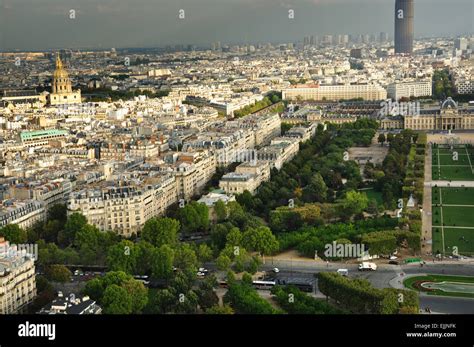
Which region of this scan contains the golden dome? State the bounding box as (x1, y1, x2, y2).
(53, 53, 69, 79)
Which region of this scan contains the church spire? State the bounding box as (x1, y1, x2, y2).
(55, 52, 63, 70)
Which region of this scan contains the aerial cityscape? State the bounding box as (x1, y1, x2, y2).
(0, 0, 473, 344)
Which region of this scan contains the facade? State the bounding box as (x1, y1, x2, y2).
(48, 53, 81, 106)
(173, 151, 217, 200)
(67, 176, 178, 237)
(0, 238, 37, 314)
(0, 200, 46, 230)
(257, 137, 300, 170)
(9, 180, 72, 210)
(454, 77, 474, 95)
(380, 98, 474, 131)
(20, 129, 68, 148)
(387, 81, 432, 100)
(219, 160, 270, 195)
(394, 0, 414, 54)
(219, 172, 261, 195)
(282, 84, 387, 101)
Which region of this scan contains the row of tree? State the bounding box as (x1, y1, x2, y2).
(271, 285, 344, 314)
(237, 119, 378, 219)
(318, 272, 419, 314)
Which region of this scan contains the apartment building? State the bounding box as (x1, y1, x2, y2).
(227, 113, 281, 146)
(257, 137, 300, 170)
(0, 238, 37, 314)
(20, 129, 68, 148)
(173, 150, 217, 200)
(219, 172, 261, 195)
(67, 175, 178, 237)
(387, 81, 432, 100)
(9, 179, 72, 210)
(282, 84, 387, 101)
(0, 200, 46, 230)
(454, 77, 474, 95)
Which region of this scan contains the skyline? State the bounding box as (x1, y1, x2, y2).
(0, 0, 472, 51)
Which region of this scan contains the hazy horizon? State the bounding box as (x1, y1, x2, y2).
(0, 0, 472, 51)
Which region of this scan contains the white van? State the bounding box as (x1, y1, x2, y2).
(336, 269, 349, 276)
(358, 262, 377, 271)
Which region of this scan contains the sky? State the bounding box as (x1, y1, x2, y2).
(0, 0, 472, 50)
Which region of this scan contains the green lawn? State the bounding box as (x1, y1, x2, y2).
(404, 274, 474, 298)
(432, 146, 474, 180)
(432, 187, 474, 205)
(432, 187, 474, 256)
(362, 188, 383, 205)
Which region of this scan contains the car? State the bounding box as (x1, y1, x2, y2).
(272, 268, 280, 273)
(389, 256, 398, 260)
(358, 262, 377, 271)
(197, 271, 206, 277)
(198, 267, 209, 273)
(336, 269, 349, 276)
(388, 260, 399, 265)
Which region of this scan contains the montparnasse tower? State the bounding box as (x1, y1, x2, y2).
(48, 52, 81, 105)
(394, 0, 414, 55)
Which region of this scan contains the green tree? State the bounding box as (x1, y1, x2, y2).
(216, 254, 232, 271)
(134, 241, 155, 275)
(102, 284, 133, 314)
(225, 227, 242, 247)
(241, 226, 279, 256)
(224, 282, 278, 314)
(178, 202, 209, 234)
(63, 213, 87, 246)
(197, 277, 219, 311)
(304, 173, 328, 202)
(151, 244, 175, 280)
(141, 217, 179, 247)
(214, 200, 228, 222)
(106, 240, 138, 274)
(378, 133, 386, 146)
(339, 190, 369, 220)
(121, 279, 148, 313)
(206, 305, 234, 314)
(74, 224, 102, 265)
(44, 265, 72, 283)
(47, 204, 67, 224)
(196, 243, 213, 263)
(242, 272, 253, 285)
(0, 224, 27, 244)
(174, 243, 198, 273)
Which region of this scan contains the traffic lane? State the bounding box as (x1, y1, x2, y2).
(403, 263, 474, 277)
(262, 260, 474, 274)
(419, 295, 474, 314)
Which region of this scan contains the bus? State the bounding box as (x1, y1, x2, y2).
(252, 280, 276, 290)
(287, 282, 314, 293)
(277, 279, 314, 293)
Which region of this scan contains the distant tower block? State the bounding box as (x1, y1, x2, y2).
(394, 0, 414, 54)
